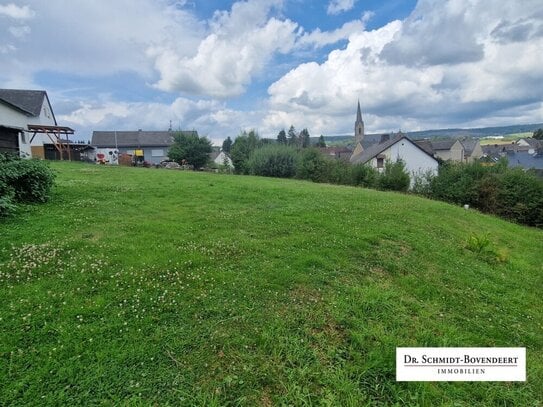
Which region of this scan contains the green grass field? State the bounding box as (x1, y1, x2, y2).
(1, 162, 542, 406)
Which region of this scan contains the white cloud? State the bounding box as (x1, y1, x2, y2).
(327, 0, 356, 16)
(148, 0, 299, 98)
(298, 20, 364, 48)
(0, 3, 35, 19)
(266, 0, 543, 135)
(0, 0, 202, 80)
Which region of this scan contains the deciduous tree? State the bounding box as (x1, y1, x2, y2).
(168, 132, 212, 168)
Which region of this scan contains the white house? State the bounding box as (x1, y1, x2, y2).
(0, 89, 60, 158)
(213, 151, 234, 168)
(350, 135, 439, 186)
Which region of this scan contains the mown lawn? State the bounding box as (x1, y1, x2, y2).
(1, 162, 542, 406)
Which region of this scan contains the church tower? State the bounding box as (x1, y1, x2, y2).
(354, 100, 364, 145)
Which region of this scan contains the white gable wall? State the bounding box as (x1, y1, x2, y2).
(365, 138, 438, 188)
(0, 98, 56, 157)
(214, 151, 234, 168)
(388, 139, 438, 177)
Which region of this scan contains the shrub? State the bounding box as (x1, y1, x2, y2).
(377, 160, 410, 192)
(327, 160, 355, 185)
(425, 160, 543, 227)
(0, 155, 55, 205)
(247, 144, 298, 178)
(0, 177, 16, 217)
(351, 163, 379, 188)
(411, 170, 435, 197)
(495, 168, 543, 227)
(296, 148, 330, 183)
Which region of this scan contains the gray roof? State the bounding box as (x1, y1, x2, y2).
(414, 139, 434, 155)
(428, 139, 458, 150)
(518, 138, 541, 149)
(507, 151, 543, 170)
(91, 130, 198, 148)
(460, 139, 479, 156)
(351, 135, 434, 165)
(0, 89, 47, 117)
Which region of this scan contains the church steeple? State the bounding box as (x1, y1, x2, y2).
(354, 100, 364, 145)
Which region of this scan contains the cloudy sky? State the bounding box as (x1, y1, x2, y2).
(1, 0, 542, 144)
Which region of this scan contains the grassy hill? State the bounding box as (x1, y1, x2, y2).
(1, 162, 542, 406)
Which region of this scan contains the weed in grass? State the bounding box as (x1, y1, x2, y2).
(465, 233, 509, 264)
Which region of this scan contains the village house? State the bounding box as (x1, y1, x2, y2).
(349, 102, 438, 183)
(414, 138, 483, 163)
(0, 88, 75, 159)
(91, 130, 198, 165)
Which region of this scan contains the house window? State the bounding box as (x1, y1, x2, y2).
(151, 149, 164, 157)
(21, 132, 26, 144)
(377, 157, 384, 168)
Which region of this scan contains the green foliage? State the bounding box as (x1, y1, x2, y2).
(287, 125, 297, 146)
(296, 148, 330, 182)
(426, 160, 543, 227)
(465, 233, 509, 264)
(221, 136, 232, 153)
(466, 233, 491, 253)
(0, 153, 55, 217)
(0, 157, 56, 204)
(316, 135, 326, 148)
(247, 144, 298, 178)
(276, 129, 287, 145)
(0, 178, 17, 217)
(351, 163, 379, 188)
(299, 128, 310, 148)
(377, 160, 410, 192)
(411, 170, 436, 197)
(167, 132, 212, 168)
(326, 160, 355, 185)
(495, 168, 543, 226)
(230, 130, 261, 174)
(533, 128, 543, 140)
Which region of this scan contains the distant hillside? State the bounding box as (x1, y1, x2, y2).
(317, 123, 543, 146)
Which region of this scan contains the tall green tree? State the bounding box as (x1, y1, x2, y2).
(287, 126, 297, 146)
(277, 129, 287, 144)
(222, 136, 233, 153)
(317, 135, 327, 148)
(168, 132, 212, 168)
(230, 130, 261, 174)
(533, 128, 543, 140)
(299, 128, 310, 148)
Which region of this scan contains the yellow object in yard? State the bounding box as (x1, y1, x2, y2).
(135, 149, 144, 157)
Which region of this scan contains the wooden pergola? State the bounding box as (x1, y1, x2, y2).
(28, 124, 75, 161)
